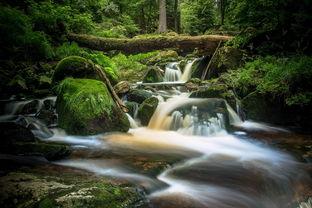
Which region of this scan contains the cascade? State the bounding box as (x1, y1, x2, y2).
(179, 59, 198, 82)
(164, 62, 182, 82)
(1, 58, 310, 208)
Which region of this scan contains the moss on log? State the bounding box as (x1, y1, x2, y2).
(67, 33, 233, 56)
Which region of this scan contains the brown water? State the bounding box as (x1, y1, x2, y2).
(43, 93, 312, 208)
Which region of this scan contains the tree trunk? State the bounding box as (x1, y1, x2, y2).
(219, 0, 227, 26)
(158, 0, 167, 33)
(68, 33, 232, 56)
(174, 0, 180, 33)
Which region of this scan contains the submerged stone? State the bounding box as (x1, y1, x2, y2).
(56, 78, 129, 135)
(138, 97, 159, 126)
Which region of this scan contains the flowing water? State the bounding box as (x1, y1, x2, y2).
(1, 67, 311, 207)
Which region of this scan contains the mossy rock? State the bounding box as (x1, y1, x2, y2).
(190, 84, 236, 109)
(126, 89, 152, 104)
(56, 78, 129, 135)
(137, 97, 159, 126)
(146, 50, 180, 66)
(143, 67, 163, 83)
(52, 56, 99, 84)
(241, 91, 290, 124)
(0, 170, 147, 208)
(204, 46, 244, 80)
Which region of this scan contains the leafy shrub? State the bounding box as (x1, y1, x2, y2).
(0, 6, 53, 60)
(223, 56, 312, 106)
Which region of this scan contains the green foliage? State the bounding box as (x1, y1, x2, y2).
(223, 56, 312, 106)
(227, 0, 312, 53)
(0, 6, 53, 60)
(180, 0, 216, 35)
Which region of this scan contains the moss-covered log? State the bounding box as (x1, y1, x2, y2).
(68, 33, 233, 56)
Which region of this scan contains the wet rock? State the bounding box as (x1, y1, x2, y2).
(143, 67, 164, 83)
(52, 56, 99, 84)
(127, 89, 153, 104)
(138, 97, 159, 126)
(0, 122, 37, 146)
(43, 99, 55, 110)
(56, 78, 129, 135)
(11, 142, 72, 160)
(190, 84, 236, 109)
(36, 110, 57, 126)
(114, 81, 130, 95)
(20, 100, 39, 114)
(126, 101, 139, 118)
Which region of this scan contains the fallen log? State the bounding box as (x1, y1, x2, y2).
(68, 33, 233, 56)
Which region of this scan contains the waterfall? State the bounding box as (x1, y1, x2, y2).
(164, 62, 182, 82)
(148, 94, 229, 136)
(298, 198, 312, 208)
(126, 113, 138, 129)
(225, 102, 243, 125)
(180, 59, 198, 82)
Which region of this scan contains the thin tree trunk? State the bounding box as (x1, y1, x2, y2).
(158, 0, 167, 33)
(174, 0, 180, 33)
(201, 41, 222, 81)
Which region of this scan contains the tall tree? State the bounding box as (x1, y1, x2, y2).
(158, 0, 167, 33)
(217, 0, 227, 25)
(174, 0, 180, 33)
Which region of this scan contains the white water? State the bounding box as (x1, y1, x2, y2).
(46, 91, 307, 208)
(164, 62, 182, 82)
(180, 59, 198, 82)
(163, 60, 197, 82)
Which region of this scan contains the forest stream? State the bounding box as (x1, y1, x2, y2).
(1, 60, 311, 208)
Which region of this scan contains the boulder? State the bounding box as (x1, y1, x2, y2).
(56, 78, 130, 135)
(204, 46, 244, 80)
(126, 89, 152, 104)
(138, 97, 159, 126)
(190, 84, 236, 109)
(52, 56, 99, 84)
(114, 81, 130, 95)
(20, 100, 39, 114)
(12, 142, 72, 160)
(241, 91, 287, 124)
(36, 109, 57, 126)
(0, 170, 146, 208)
(143, 67, 164, 83)
(0, 122, 71, 161)
(0, 122, 37, 146)
(145, 50, 179, 66)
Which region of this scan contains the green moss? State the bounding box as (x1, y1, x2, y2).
(56, 78, 129, 135)
(138, 97, 159, 126)
(143, 67, 163, 83)
(53, 56, 98, 84)
(39, 198, 57, 208)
